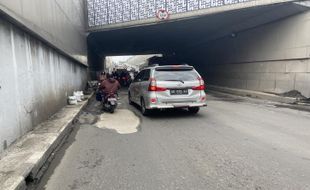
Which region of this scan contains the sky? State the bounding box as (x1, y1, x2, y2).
(109, 56, 133, 63)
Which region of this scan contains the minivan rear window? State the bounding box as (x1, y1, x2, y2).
(154, 70, 199, 81)
(155, 66, 193, 71)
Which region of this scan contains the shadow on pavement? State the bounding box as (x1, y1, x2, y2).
(129, 102, 206, 119)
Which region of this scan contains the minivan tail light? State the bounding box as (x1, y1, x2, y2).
(192, 77, 205, 91)
(148, 78, 167, 92)
(192, 85, 205, 90)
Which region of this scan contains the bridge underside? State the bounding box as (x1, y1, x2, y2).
(88, 1, 310, 97)
(88, 2, 308, 56)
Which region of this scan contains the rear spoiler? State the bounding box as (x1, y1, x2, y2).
(155, 65, 194, 71)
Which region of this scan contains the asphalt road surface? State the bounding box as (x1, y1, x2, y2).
(34, 91, 310, 190)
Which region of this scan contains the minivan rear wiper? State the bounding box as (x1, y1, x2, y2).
(165, 79, 185, 84)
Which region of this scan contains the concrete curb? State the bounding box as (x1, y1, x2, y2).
(274, 103, 310, 112)
(0, 94, 93, 190)
(207, 85, 297, 104)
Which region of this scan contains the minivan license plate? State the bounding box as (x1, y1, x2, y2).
(170, 89, 188, 95)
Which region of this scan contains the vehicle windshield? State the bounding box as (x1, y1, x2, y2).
(154, 70, 199, 81)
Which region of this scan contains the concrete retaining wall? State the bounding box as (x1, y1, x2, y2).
(0, 0, 87, 65)
(192, 11, 310, 97)
(0, 17, 87, 154)
(206, 59, 310, 97)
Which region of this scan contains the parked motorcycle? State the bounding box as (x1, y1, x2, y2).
(102, 92, 118, 113)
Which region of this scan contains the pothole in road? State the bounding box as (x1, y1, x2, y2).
(78, 112, 99, 125)
(95, 109, 140, 134)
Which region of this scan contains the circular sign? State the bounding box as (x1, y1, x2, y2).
(156, 9, 169, 20)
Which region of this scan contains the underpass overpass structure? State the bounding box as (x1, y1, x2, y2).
(87, 0, 310, 98)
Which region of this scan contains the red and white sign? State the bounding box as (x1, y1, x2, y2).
(156, 9, 169, 20)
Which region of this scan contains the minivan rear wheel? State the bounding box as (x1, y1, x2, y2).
(141, 99, 150, 116)
(188, 107, 200, 114)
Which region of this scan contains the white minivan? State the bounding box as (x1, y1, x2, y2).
(128, 65, 207, 115)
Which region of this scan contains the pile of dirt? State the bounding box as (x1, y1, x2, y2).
(280, 90, 306, 99)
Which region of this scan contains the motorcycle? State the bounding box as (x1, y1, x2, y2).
(102, 92, 118, 113)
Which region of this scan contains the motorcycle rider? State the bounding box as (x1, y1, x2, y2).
(98, 72, 106, 83)
(99, 73, 121, 101)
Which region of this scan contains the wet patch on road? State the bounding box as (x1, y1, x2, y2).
(77, 112, 99, 125)
(274, 104, 310, 113)
(77, 99, 102, 125)
(77, 155, 105, 170)
(68, 178, 92, 190)
(84, 100, 102, 114)
(213, 97, 245, 103)
(207, 92, 245, 103)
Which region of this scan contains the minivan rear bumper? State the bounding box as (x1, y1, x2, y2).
(148, 102, 207, 109)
